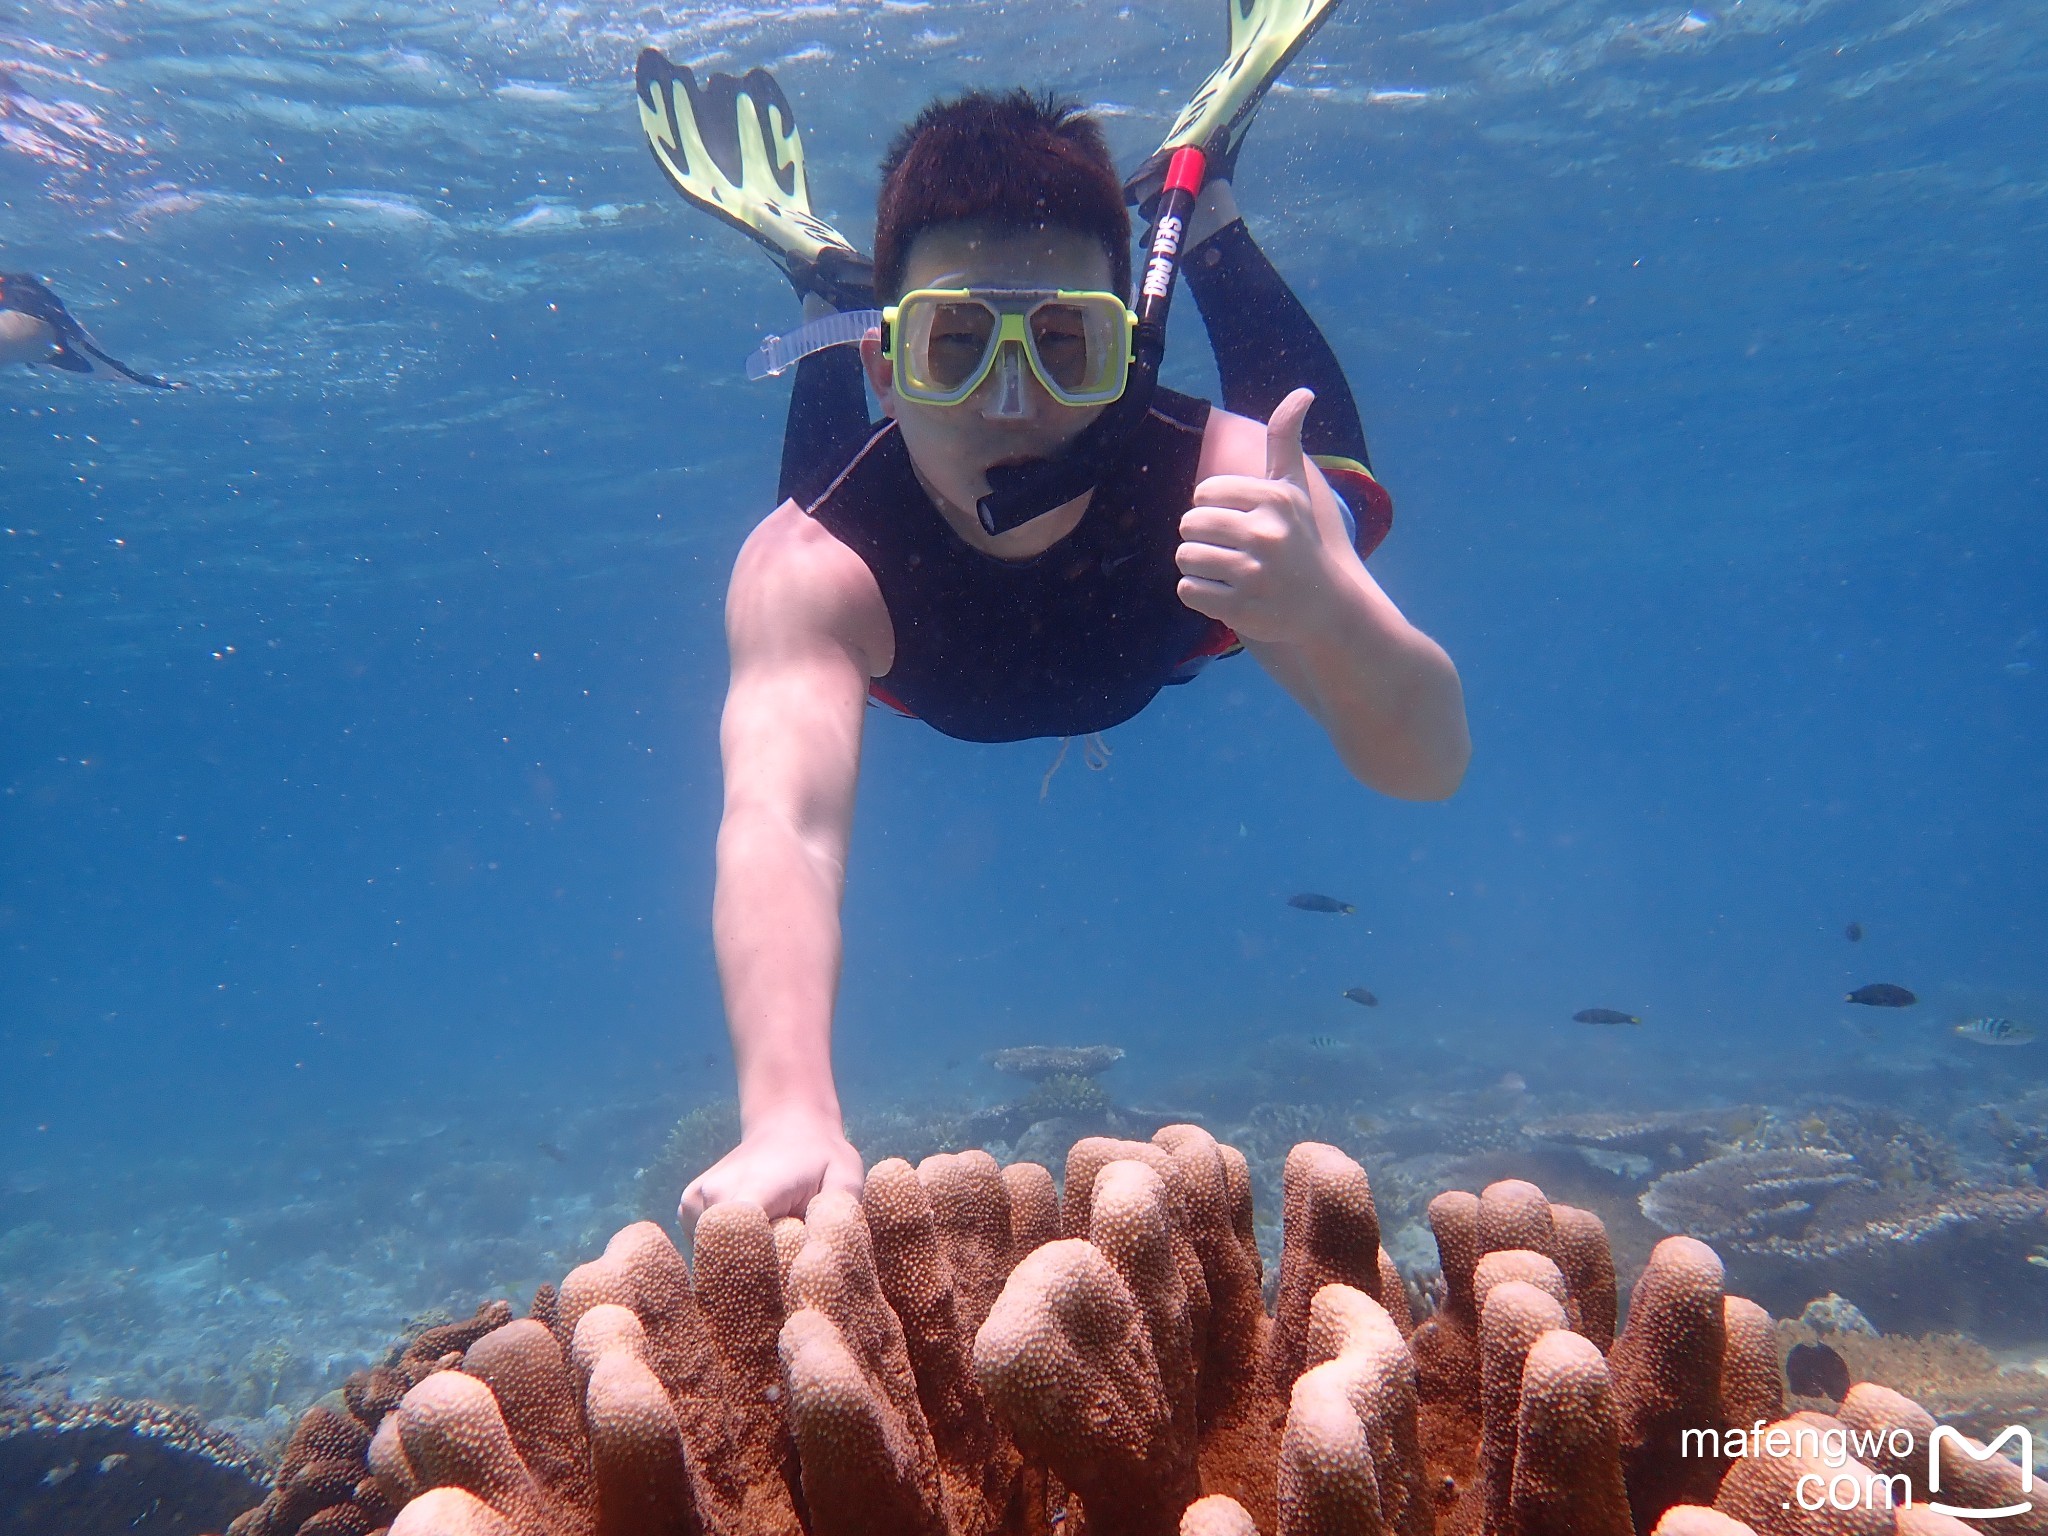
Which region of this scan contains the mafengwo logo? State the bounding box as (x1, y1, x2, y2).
(1928, 1426, 2036, 1521)
(1681, 1421, 2037, 1518)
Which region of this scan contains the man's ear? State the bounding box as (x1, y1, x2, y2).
(859, 329, 895, 417)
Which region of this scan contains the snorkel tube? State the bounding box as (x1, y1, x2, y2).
(974, 146, 1207, 537)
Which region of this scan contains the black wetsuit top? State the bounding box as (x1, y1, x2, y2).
(807, 387, 1230, 743)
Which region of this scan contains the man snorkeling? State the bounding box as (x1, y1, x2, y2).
(634, 0, 1470, 1227)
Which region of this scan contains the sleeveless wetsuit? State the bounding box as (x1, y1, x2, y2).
(808, 387, 1230, 743)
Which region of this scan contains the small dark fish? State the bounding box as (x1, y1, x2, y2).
(1573, 1008, 1641, 1026)
(1305, 1034, 1346, 1052)
(1784, 1341, 1851, 1402)
(1341, 987, 1379, 1008)
(537, 1141, 568, 1163)
(1289, 893, 1355, 914)
(1846, 983, 1916, 1008)
(1844, 921, 1863, 943)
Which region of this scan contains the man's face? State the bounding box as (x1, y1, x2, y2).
(861, 222, 1117, 525)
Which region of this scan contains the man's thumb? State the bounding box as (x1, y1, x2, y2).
(1266, 387, 1315, 488)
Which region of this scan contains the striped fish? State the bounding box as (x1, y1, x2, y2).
(1953, 1017, 2037, 1047)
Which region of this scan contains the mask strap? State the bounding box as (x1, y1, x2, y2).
(744, 308, 885, 380)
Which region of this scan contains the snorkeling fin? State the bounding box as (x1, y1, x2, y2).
(45, 331, 171, 388)
(0, 271, 173, 387)
(634, 50, 875, 310)
(1124, 0, 1346, 215)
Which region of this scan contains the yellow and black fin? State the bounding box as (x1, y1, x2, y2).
(1125, 0, 1346, 214)
(634, 51, 873, 309)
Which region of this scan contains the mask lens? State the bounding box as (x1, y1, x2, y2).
(1028, 303, 1094, 393)
(922, 300, 998, 392)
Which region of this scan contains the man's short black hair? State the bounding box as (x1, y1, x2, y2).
(874, 89, 1131, 303)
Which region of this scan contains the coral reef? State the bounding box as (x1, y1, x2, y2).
(1638, 1139, 2048, 1339)
(0, 1092, 665, 1452)
(1229, 1105, 1373, 1172)
(1640, 1149, 1874, 1247)
(1367, 1083, 1533, 1161)
(638, 1103, 745, 1215)
(1018, 1073, 1114, 1124)
(847, 1106, 980, 1170)
(1310, 1091, 2044, 1348)
(0, 1380, 267, 1536)
(1798, 1294, 1878, 1338)
(964, 1048, 1159, 1155)
(229, 1126, 2040, 1536)
(989, 1047, 1126, 1082)
(1955, 1088, 2048, 1174)
(1526, 1108, 1763, 1177)
(224, 1301, 526, 1535)
(1775, 1318, 2048, 1444)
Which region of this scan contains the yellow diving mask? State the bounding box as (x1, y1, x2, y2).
(880, 288, 1137, 414)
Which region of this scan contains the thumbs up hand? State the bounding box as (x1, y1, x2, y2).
(1176, 388, 1351, 645)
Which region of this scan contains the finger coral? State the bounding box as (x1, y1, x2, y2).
(233, 1132, 2013, 1536)
(229, 1301, 517, 1536)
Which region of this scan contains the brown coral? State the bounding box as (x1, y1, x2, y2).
(1263, 1144, 1386, 1397)
(781, 1188, 949, 1536)
(1552, 1204, 1620, 1351)
(239, 1130, 2027, 1536)
(1300, 1287, 1430, 1536)
(230, 1302, 515, 1536)
(1651, 1507, 1759, 1536)
(1468, 1279, 1569, 1536)
(1508, 1329, 1632, 1536)
(1610, 1236, 1730, 1531)
(1837, 1384, 2048, 1534)
(977, 1237, 1193, 1534)
(1275, 1365, 1383, 1536)
(1711, 1412, 1893, 1536)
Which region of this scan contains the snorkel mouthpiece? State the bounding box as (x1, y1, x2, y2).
(981, 342, 1031, 420)
(975, 146, 1208, 536)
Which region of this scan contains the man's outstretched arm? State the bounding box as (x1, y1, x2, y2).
(1177, 389, 1471, 800)
(683, 504, 889, 1228)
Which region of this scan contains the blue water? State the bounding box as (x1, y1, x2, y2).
(3, 0, 2045, 1443)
